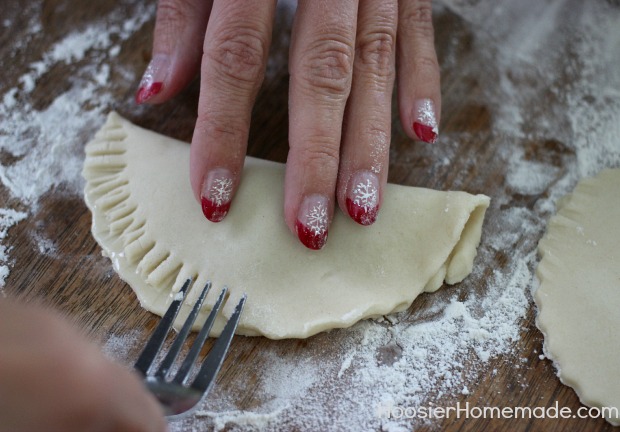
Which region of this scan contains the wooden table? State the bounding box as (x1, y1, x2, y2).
(2, 0, 618, 430)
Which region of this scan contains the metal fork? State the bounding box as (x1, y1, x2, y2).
(134, 279, 246, 418)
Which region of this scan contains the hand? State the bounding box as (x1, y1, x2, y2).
(136, 0, 440, 250)
(0, 299, 167, 432)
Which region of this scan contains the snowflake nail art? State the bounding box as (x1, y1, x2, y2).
(306, 202, 328, 236)
(296, 195, 329, 250)
(353, 179, 378, 212)
(201, 169, 234, 222)
(209, 177, 233, 206)
(347, 172, 379, 226)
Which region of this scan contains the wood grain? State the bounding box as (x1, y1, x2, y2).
(1, 0, 617, 431)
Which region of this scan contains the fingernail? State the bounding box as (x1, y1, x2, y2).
(412, 98, 439, 143)
(135, 54, 169, 104)
(201, 168, 234, 222)
(346, 171, 379, 226)
(295, 194, 329, 250)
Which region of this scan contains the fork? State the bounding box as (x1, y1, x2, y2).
(134, 279, 246, 418)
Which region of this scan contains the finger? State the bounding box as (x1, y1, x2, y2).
(190, 0, 276, 222)
(397, 0, 441, 143)
(106, 368, 169, 432)
(285, 0, 358, 249)
(136, 0, 213, 104)
(337, 0, 397, 226)
(0, 301, 167, 432)
(71, 346, 168, 432)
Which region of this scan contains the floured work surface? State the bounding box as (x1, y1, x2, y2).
(83, 113, 490, 339)
(536, 169, 620, 426)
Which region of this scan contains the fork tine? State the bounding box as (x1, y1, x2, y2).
(190, 294, 246, 393)
(172, 287, 228, 385)
(134, 279, 191, 376)
(154, 281, 212, 379)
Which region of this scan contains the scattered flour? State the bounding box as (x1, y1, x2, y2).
(0, 2, 154, 205)
(505, 148, 562, 195)
(199, 408, 289, 432)
(0, 0, 154, 282)
(102, 330, 143, 363)
(0, 208, 28, 290)
(31, 230, 58, 257)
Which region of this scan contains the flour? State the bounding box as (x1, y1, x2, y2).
(0, 0, 154, 281)
(102, 330, 142, 363)
(0, 2, 154, 205)
(0, 208, 28, 290)
(31, 230, 58, 257)
(505, 147, 563, 196)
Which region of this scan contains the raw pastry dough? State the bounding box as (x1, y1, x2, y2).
(83, 112, 490, 339)
(536, 169, 620, 426)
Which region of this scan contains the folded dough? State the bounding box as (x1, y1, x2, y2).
(83, 112, 490, 339)
(536, 169, 620, 426)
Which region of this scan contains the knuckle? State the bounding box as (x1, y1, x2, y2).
(356, 28, 396, 78)
(197, 113, 245, 145)
(157, 0, 199, 28)
(367, 125, 390, 152)
(401, 0, 435, 38)
(297, 36, 354, 98)
(206, 27, 268, 86)
(402, 0, 434, 24)
(299, 137, 341, 172)
(413, 53, 440, 75)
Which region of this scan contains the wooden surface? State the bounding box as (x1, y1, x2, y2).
(2, 0, 619, 431)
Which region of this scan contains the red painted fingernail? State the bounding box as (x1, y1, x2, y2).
(135, 82, 163, 104)
(296, 195, 329, 250)
(135, 54, 169, 104)
(346, 171, 379, 226)
(413, 99, 438, 143)
(200, 168, 234, 222)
